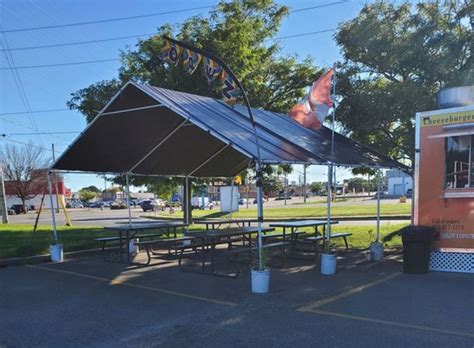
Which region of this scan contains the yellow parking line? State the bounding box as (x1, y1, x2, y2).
(27, 264, 237, 307)
(308, 309, 474, 339)
(298, 272, 401, 312)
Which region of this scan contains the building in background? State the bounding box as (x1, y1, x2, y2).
(386, 169, 412, 196)
(4, 179, 70, 210)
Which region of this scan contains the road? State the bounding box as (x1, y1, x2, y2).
(9, 203, 410, 228)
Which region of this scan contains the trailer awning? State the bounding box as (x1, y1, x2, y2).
(53, 82, 408, 177)
(428, 123, 474, 139)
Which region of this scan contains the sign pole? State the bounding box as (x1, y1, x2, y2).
(0, 165, 8, 224)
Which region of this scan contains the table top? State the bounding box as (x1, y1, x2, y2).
(193, 219, 260, 225)
(268, 220, 339, 228)
(188, 226, 274, 238)
(105, 222, 188, 231)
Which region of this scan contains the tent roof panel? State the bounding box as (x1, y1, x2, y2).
(53, 82, 409, 177)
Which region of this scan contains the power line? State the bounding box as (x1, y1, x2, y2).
(1, 131, 80, 136)
(291, 1, 348, 13)
(0, 35, 44, 146)
(0, 58, 119, 70)
(0, 5, 216, 33)
(274, 28, 336, 40)
(0, 28, 336, 70)
(0, 137, 53, 151)
(0, 32, 158, 52)
(0, 108, 70, 116)
(0, 1, 346, 34)
(1, 28, 337, 53)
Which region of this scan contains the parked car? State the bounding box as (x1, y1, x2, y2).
(406, 189, 413, 197)
(191, 196, 214, 210)
(66, 201, 84, 209)
(141, 199, 163, 212)
(11, 204, 27, 214)
(7, 208, 15, 215)
(110, 201, 127, 210)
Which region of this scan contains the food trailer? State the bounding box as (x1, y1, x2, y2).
(414, 86, 474, 273)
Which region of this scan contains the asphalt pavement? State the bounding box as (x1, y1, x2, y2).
(1, 250, 472, 347)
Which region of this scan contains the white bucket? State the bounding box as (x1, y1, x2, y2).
(251, 268, 271, 293)
(320, 253, 337, 275)
(49, 244, 64, 262)
(129, 238, 139, 255)
(369, 242, 384, 261)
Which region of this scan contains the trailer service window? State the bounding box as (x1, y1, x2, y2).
(445, 135, 473, 188)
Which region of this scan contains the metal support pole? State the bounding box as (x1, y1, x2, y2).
(326, 164, 332, 241)
(164, 36, 266, 271)
(52, 144, 60, 213)
(255, 162, 264, 269)
(326, 64, 336, 242)
(184, 176, 189, 225)
(284, 173, 287, 206)
(230, 178, 234, 219)
(0, 165, 8, 224)
(246, 175, 250, 209)
(125, 174, 132, 227)
(48, 172, 58, 243)
(303, 165, 307, 204)
(376, 168, 381, 242)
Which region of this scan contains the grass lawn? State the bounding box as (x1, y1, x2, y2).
(0, 222, 406, 259)
(311, 224, 405, 249)
(152, 203, 411, 220)
(0, 224, 111, 259)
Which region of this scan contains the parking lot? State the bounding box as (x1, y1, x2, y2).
(1, 250, 472, 347)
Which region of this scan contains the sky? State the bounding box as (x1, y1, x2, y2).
(0, 0, 371, 191)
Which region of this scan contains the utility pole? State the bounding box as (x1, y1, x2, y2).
(0, 165, 9, 224)
(303, 165, 307, 204)
(52, 144, 60, 213)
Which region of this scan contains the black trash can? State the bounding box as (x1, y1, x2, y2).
(401, 225, 437, 274)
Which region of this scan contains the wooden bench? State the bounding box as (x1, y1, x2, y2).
(304, 232, 352, 251)
(95, 233, 163, 253)
(135, 237, 195, 265)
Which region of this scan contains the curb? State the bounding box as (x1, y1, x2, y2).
(143, 215, 411, 222)
(0, 247, 118, 268)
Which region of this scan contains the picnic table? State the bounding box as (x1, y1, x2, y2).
(180, 226, 275, 278)
(193, 219, 259, 230)
(268, 220, 339, 255)
(102, 222, 188, 262)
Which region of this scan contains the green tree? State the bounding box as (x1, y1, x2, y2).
(68, 1, 317, 122)
(145, 177, 178, 201)
(67, 0, 316, 202)
(81, 185, 100, 193)
(78, 189, 97, 202)
(309, 182, 323, 195)
(335, 0, 473, 166)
